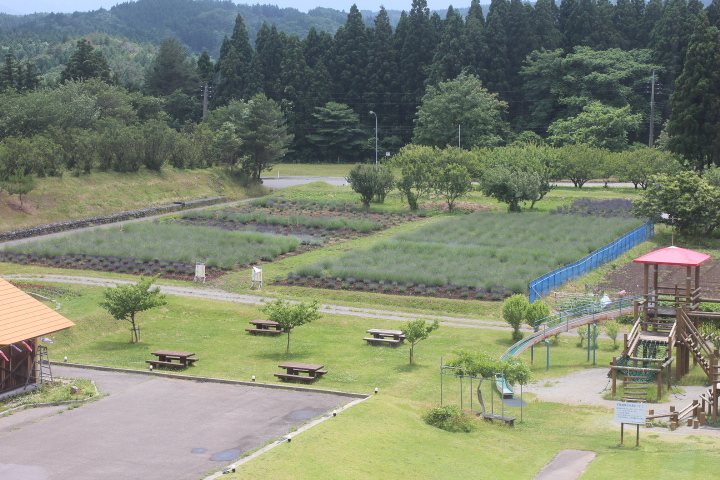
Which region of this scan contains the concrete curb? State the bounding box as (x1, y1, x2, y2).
(204, 395, 372, 479)
(50, 362, 370, 399)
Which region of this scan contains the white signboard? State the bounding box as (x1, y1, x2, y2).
(614, 401, 646, 424)
(194, 262, 206, 283)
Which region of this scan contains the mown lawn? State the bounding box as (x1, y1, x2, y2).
(25, 283, 720, 480)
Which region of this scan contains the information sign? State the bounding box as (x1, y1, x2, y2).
(614, 401, 646, 425)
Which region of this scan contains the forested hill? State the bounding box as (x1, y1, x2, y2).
(0, 0, 384, 57)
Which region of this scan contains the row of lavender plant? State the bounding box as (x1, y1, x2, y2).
(1, 223, 300, 270)
(550, 198, 636, 217)
(180, 209, 384, 233)
(284, 272, 515, 299)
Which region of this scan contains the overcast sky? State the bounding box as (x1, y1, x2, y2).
(0, 0, 468, 16)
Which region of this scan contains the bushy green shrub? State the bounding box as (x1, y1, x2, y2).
(423, 405, 476, 433)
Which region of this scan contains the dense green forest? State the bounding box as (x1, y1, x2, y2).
(0, 0, 719, 187)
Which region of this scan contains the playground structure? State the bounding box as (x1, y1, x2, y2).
(502, 246, 720, 426)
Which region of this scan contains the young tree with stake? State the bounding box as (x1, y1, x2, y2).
(402, 319, 440, 364)
(260, 299, 322, 354)
(98, 276, 167, 343)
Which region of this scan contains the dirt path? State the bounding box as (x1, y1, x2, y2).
(524, 368, 720, 437)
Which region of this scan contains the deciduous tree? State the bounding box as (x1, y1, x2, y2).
(402, 318, 440, 364)
(260, 299, 321, 354)
(413, 71, 508, 149)
(502, 294, 529, 340)
(98, 276, 167, 343)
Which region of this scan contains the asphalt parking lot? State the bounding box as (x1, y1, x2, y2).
(0, 366, 354, 480)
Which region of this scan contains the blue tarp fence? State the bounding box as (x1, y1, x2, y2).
(528, 221, 654, 303)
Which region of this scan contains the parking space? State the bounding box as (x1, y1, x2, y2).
(0, 366, 352, 480)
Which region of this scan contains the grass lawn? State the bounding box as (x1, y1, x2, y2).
(27, 283, 720, 480)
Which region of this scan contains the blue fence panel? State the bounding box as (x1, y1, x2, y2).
(528, 221, 654, 303)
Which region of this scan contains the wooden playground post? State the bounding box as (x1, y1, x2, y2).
(713, 350, 719, 422)
(657, 361, 662, 400)
(611, 357, 617, 395)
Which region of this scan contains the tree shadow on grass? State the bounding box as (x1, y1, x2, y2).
(253, 351, 316, 362)
(394, 362, 431, 373)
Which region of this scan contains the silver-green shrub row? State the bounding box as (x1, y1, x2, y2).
(3, 222, 298, 270)
(181, 209, 382, 232)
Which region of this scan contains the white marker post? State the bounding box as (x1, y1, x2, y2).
(614, 401, 646, 447)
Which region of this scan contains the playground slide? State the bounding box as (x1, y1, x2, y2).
(495, 375, 514, 399)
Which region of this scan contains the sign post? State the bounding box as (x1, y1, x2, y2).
(614, 401, 646, 447)
(194, 262, 206, 283)
(251, 266, 263, 289)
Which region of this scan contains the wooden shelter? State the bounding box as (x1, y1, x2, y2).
(0, 278, 75, 395)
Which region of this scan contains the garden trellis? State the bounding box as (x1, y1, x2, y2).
(528, 221, 654, 302)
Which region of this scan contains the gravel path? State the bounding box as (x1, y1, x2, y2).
(1, 274, 512, 331)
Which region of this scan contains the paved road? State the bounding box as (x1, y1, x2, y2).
(0, 366, 352, 480)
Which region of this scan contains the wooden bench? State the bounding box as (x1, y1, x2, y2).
(274, 373, 316, 382)
(146, 360, 186, 369)
(363, 337, 401, 346)
(482, 414, 515, 426)
(246, 328, 283, 335)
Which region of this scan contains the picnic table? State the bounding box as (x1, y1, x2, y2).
(274, 362, 327, 383)
(246, 319, 284, 335)
(146, 350, 198, 369)
(364, 329, 406, 346)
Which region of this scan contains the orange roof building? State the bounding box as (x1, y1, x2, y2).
(0, 278, 75, 395)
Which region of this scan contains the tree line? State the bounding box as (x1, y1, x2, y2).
(1, 0, 720, 198)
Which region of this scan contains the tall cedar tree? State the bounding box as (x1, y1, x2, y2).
(331, 4, 369, 112)
(648, 0, 701, 118)
(709, 0, 720, 27)
(196, 50, 214, 83)
(667, 11, 720, 169)
(366, 6, 399, 141)
(533, 0, 562, 51)
(214, 14, 254, 105)
(247, 23, 286, 101)
(1, 53, 15, 92)
(463, 0, 486, 76)
(279, 35, 313, 158)
(144, 38, 198, 97)
(483, 0, 511, 98)
(396, 0, 437, 143)
(60, 38, 111, 83)
(427, 6, 467, 87)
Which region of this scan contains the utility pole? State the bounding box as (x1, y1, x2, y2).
(649, 70, 656, 148)
(201, 83, 210, 118)
(645, 70, 662, 148)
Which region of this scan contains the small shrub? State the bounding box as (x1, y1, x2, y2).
(382, 284, 393, 292)
(423, 405, 475, 433)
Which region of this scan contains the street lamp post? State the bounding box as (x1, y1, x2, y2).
(369, 111, 378, 170)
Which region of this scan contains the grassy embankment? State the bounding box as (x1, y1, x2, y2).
(0, 167, 268, 231)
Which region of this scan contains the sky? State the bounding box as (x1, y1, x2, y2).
(0, 0, 469, 16)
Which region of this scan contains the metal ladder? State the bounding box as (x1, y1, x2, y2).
(36, 345, 53, 384)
